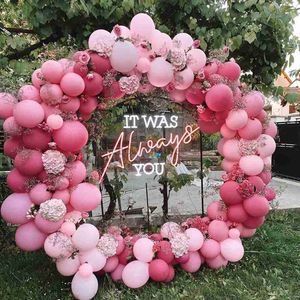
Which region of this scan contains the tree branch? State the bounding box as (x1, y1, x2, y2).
(2, 27, 35, 34)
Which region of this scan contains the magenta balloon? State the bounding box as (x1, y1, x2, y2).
(29, 183, 52, 205)
(157, 240, 174, 264)
(147, 58, 173, 87)
(130, 13, 155, 41)
(227, 204, 249, 223)
(180, 251, 202, 273)
(238, 118, 263, 140)
(220, 124, 236, 139)
(239, 155, 264, 176)
(14, 149, 44, 176)
(59, 96, 80, 113)
(205, 84, 233, 112)
(79, 96, 98, 115)
(257, 134, 276, 158)
(60, 73, 85, 97)
(187, 49, 206, 72)
(18, 85, 41, 102)
(220, 238, 244, 262)
(173, 32, 193, 50)
(248, 176, 265, 192)
(90, 53, 112, 75)
(243, 216, 265, 229)
(32, 68, 45, 88)
(83, 72, 103, 96)
(221, 159, 236, 173)
(3, 116, 22, 136)
(53, 120, 88, 152)
(223, 139, 241, 161)
(111, 264, 125, 282)
(41, 60, 64, 84)
(206, 254, 228, 269)
(15, 221, 47, 251)
(169, 89, 186, 102)
(243, 92, 264, 117)
(265, 187, 276, 201)
(4, 137, 23, 159)
(207, 201, 228, 221)
(226, 109, 248, 130)
(7, 168, 28, 192)
(22, 128, 51, 151)
(208, 220, 229, 242)
(56, 255, 80, 276)
(151, 31, 172, 57)
(47, 114, 63, 130)
(40, 83, 63, 106)
(70, 182, 101, 212)
(35, 213, 64, 233)
(149, 259, 169, 282)
(243, 194, 269, 217)
(185, 228, 204, 251)
(200, 239, 221, 259)
(13, 100, 44, 128)
(103, 256, 119, 273)
(133, 238, 154, 262)
(88, 29, 114, 52)
(264, 120, 277, 138)
(220, 181, 243, 205)
(185, 85, 205, 105)
(110, 41, 138, 73)
(1, 193, 32, 224)
(217, 61, 241, 81)
(79, 248, 107, 272)
(122, 260, 149, 288)
(173, 68, 194, 90)
(53, 189, 70, 205)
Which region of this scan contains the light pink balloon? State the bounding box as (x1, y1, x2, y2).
(60, 221, 76, 236)
(122, 260, 149, 288)
(200, 239, 221, 259)
(110, 40, 138, 73)
(180, 251, 202, 273)
(221, 159, 236, 172)
(173, 68, 194, 90)
(264, 120, 277, 138)
(56, 255, 80, 276)
(243, 194, 269, 217)
(206, 254, 228, 269)
(207, 201, 228, 221)
(40, 83, 63, 106)
(15, 221, 47, 251)
(226, 109, 248, 130)
(60, 96, 80, 113)
(34, 212, 64, 233)
(3, 116, 22, 136)
(111, 25, 131, 39)
(72, 224, 99, 252)
(133, 238, 154, 262)
(243, 92, 264, 117)
(151, 31, 172, 56)
(220, 238, 244, 262)
(173, 32, 193, 50)
(14, 149, 44, 176)
(60, 73, 85, 97)
(7, 168, 28, 192)
(44, 232, 74, 258)
(1, 193, 32, 225)
(238, 118, 262, 140)
(88, 29, 114, 52)
(63, 161, 87, 187)
(228, 228, 241, 239)
(257, 134, 276, 158)
(147, 58, 174, 87)
(41, 60, 64, 84)
(111, 264, 125, 281)
(185, 228, 204, 251)
(103, 255, 119, 272)
(208, 220, 229, 242)
(71, 271, 98, 300)
(79, 248, 107, 272)
(29, 183, 52, 205)
(187, 49, 206, 72)
(136, 57, 151, 73)
(239, 155, 264, 176)
(32, 68, 45, 88)
(14, 100, 44, 128)
(18, 85, 41, 102)
(160, 222, 182, 239)
(223, 139, 241, 161)
(46, 114, 63, 130)
(53, 189, 70, 205)
(217, 61, 241, 81)
(22, 128, 51, 151)
(130, 13, 155, 41)
(221, 124, 236, 138)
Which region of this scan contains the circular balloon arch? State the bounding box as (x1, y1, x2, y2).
(0, 13, 278, 300)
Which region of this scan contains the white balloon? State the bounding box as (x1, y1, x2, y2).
(79, 248, 106, 272)
(72, 224, 99, 252)
(71, 272, 98, 300)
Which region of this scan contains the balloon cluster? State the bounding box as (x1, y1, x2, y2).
(0, 13, 277, 300)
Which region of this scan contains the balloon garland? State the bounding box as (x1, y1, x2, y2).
(0, 13, 278, 300)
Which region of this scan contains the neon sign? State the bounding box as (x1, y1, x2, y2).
(100, 115, 199, 180)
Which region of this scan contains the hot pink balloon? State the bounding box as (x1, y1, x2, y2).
(243, 216, 265, 229)
(157, 240, 174, 264)
(14, 149, 44, 176)
(239, 155, 264, 176)
(7, 168, 28, 192)
(60, 73, 85, 97)
(227, 204, 249, 223)
(22, 128, 51, 151)
(180, 251, 202, 273)
(173, 68, 194, 90)
(226, 109, 248, 130)
(185, 84, 205, 105)
(259, 170, 272, 184)
(56, 255, 80, 276)
(122, 260, 149, 288)
(41, 60, 64, 84)
(111, 264, 125, 281)
(79, 96, 98, 115)
(133, 238, 154, 262)
(83, 72, 103, 96)
(147, 58, 173, 87)
(265, 187, 276, 201)
(165, 265, 175, 282)
(187, 49, 206, 72)
(72, 224, 99, 252)
(79, 248, 107, 272)
(207, 201, 228, 221)
(200, 239, 221, 259)
(220, 181, 243, 205)
(4, 137, 23, 159)
(47, 114, 63, 130)
(149, 259, 169, 282)
(205, 84, 233, 112)
(103, 256, 119, 273)
(248, 176, 265, 192)
(217, 61, 241, 81)
(169, 89, 186, 103)
(185, 228, 204, 251)
(90, 53, 112, 75)
(208, 220, 229, 242)
(243, 194, 269, 217)
(29, 183, 52, 205)
(220, 238, 244, 262)
(130, 13, 155, 41)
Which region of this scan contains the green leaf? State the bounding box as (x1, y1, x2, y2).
(244, 31, 257, 44)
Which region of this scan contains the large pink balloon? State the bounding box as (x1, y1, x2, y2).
(41, 60, 64, 84)
(63, 160, 87, 187)
(34, 213, 64, 234)
(151, 31, 172, 56)
(130, 13, 155, 41)
(0, 92, 17, 119)
(40, 83, 63, 106)
(22, 128, 51, 151)
(56, 255, 80, 276)
(187, 49, 206, 72)
(205, 84, 233, 112)
(220, 124, 236, 139)
(14, 149, 44, 176)
(14, 100, 44, 128)
(185, 228, 204, 251)
(122, 260, 149, 288)
(133, 238, 154, 262)
(29, 183, 52, 205)
(219, 181, 243, 205)
(70, 183, 101, 212)
(15, 221, 47, 251)
(173, 68, 194, 90)
(207, 201, 228, 221)
(227, 204, 249, 223)
(149, 259, 169, 282)
(18, 85, 41, 102)
(173, 32, 193, 50)
(238, 118, 262, 140)
(208, 220, 229, 242)
(53, 121, 88, 152)
(226, 109, 248, 130)
(239, 155, 264, 176)
(243, 92, 264, 117)
(110, 41, 138, 73)
(71, 272, 98, 300)
(1, 193, 32, 225)
(223, 139, 241, 161)
(60, 73, 85, 97)
(180, 251, 202, 273)
(88, 29, 114, 52)
(72, 224, 99, 252)
(147, 58, 173, 87)
(243, 194, 269, 217)
(79, 248, 107, 272)
(7, 168, 28, 192)
(220, 238, 244, 262)
(257, 134, 276, 158)
(200, 239, 221, 259)
(217, 61, 241, 81)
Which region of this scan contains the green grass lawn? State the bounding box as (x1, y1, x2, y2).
(0, 210, 300, 300)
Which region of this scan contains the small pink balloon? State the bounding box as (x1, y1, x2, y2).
(130, 13, 155, 41)
(175, 252, 190, 264)
(259, 171, 272, 184)
(208, 220, 229, 242)
(56, 255, 80, 276)
(79, 96, 98, 115)
(47, 114, 63, 130)
(173, 68, 194, 90)
(264, 120, 277, 138)
(206, 254, 228, 269)
(228, 228, 241, 239)
(220, 238, 244, 262)
(60, 221, 76, 236)
(111, 264, 125, 281)
(40, 83, 63, 106)
(239, 155, 264, 176)
(137, 57, 151, 73)
(34, 213, 64, 233)
(14, 149, 44, 176)
(133, 238, 154, 262)
(257, 134, 276, 158)
(204, 62, 218, 78)
(151, 31, 172, 56)
(122, 260, 149, 288)
(60, 73, 85, 96)
(29, 183, 52, 205)
(53, 189, 70, 205)
(103, 256, 119, 273)
(220, 181, 243, 205)
(79, 248, 107, 272)
(180, 251, 202, 273)
(240, 226, 257, 238)
(223, 139, 241, 161)
(243, 92, 264, 118)
(187, 49, 206, 72)
(207, 200, 228, 221)
(111, 25, 131, 39)
(72, 224, 99, 252)
(7, 168, 28, 192)
(217, 61, 241, 81)
(147, 57, 173, 87)
(198, 119, 222, 134)
(185, 228, 204, 251)
(41, 102, 61, 118)
(205, 84, 233, 112)
(185, 84, 205, 105)
(3, 116, 22, 136)
(238, 118, 263, 140)
(22, 128, 51, 151)
(59, 97, 80, 114)
(226, 109, 248, 130)
(63, 160, 87, 187)
(243, 194, 269, 217)
(78, 263, 93, 277)
(115, 235, 125, 255)
(32, 68, 45, 88)
(118, 246, 133, 265)
(18, 85, 41, 102)
(41, 60, 64, 83)
(200, 239, 221, 259)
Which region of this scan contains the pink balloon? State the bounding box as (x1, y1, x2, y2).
(53, 121, 88, 152)
(115, 236, 125, 255)
(200, 239, 221, 259)
(136, 57, 151, 73)
(205, 84, 233, 112)
(122, 260, 149, 288)
(185, 85, 205, 105)
(175, 252, 190, 264)
(208, 220, 229, 242)
(22, 128, 51, 151)
(103, 256, 119, 273)
(79, 96, 98, 115)
(72, 224, 99, 252)
(71, 271, 98, 300)
(89, 53, 112, 75)
(204, 62, 218, 78)
(264, 121, 277, 138)
(14, 149, 44, 176)
(31, 68, 45, 88)
(79, 262, 94, 277)
(70, 182, 101, 212)
(41, 102, 61, 118)
(206, 254, 228, 269)
(243, 92, 264, 117)
(53, 189, 70, 205)
(198, 119, 222, 134)
(111, 264, 125, 281)
(180, 251, 202, 273)
(58, 58, 75, 74)
(4, 137, 23, 159)
(40, 84, 63, 106)
(60, 221, 76, 236)
(83, 72, 103, 96)
(46, 114, 63, 130)
(157, 240, 174, 264)
(173, 68, 194, 90)
(226, 109, 248, 130)
(130, 13, 155, 41)
(133, 238, 154, 262)
(265, 187, 276, 201)
(103, 81, 125, 99)
(220, 238, 244, 262)
(1, 193, 32, 225)
(60, 73, 85, 97)
(221, 159, 236, 173)
(169, 89, 186, 102)
(173, 32, 193, 50)
(257, 110, 267, 122)
(3, 116, 22, 136)
(88, 29, 114, 52)
(227, 204, 249, 223)
(259, 171, 272, 184)
(7, 168, 28, 192)
(248, 176, 265, 192)
(111, 25, 131, 39)
(41, 60, 64, 84)
(240, 227, 256, 238)
(110, 41, 138, 73)
(221, 124, 236, 139)
(34, 213, 63, 233)
(73, 62, 88, 77)
(243, 194, 269, 217)
(118, 246, 133, 265)
(187, 49, 206, 72)
(18, 85, 41, 102)
(29, 183, 52, 205)
(207, 200, 228, 221)
(228, 228, 240, 239)
(219, 181, 243, 205)
(59, 96, 80, 113)
(147, 58, 173, 87)
(257, 134, 276, 158)
(79, 248, 107, 272)
(217, 138, 227, 156)
(239, 155, 264, 176)
(243, 216, 265, 229)
(160, 222, 182, 239)
(217, 61, 241, 81)
(238, 118, 262, 140)
(223, 139, 241, 161)
(13, 100, 44, 128)
(164, 265, 175, 282)
(15, 221, 47, 251)
(56, 255, 80, 276)
(0, 93, 17, 119)
(151, 31, 172, 56)
(149, 259, 169, 282)
(185, 228, 204, 251)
